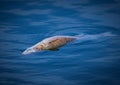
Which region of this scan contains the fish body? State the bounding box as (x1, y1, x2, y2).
(22, 36, 77, 55)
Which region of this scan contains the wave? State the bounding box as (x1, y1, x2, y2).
(76, 32, 116, 40)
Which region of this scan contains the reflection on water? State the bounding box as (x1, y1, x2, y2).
(0, 0, 120, 85)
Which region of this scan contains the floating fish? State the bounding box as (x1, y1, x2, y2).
(22, 36, 78, 55)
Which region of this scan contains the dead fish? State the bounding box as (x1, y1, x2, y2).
(22, 35, 78, 55)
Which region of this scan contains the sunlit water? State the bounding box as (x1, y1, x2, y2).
(0, 0, 120, 85)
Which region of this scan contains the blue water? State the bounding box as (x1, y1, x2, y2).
(0, 0, 120, 85)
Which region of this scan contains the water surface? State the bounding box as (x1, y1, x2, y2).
(0, 0, 120, 85)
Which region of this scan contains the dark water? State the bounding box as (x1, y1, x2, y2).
(0, 0, 120, 85)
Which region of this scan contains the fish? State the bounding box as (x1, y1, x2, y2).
(22, 35, 78, 55)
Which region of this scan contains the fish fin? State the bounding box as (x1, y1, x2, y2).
(49, 48, 59, 51)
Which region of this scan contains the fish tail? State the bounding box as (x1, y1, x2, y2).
(75, 34, 86, 39)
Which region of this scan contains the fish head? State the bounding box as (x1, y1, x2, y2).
(22, 47, 38, 55)
(22, 43, 45, 55)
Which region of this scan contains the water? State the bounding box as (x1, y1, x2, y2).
(0, 0, 120, 85)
